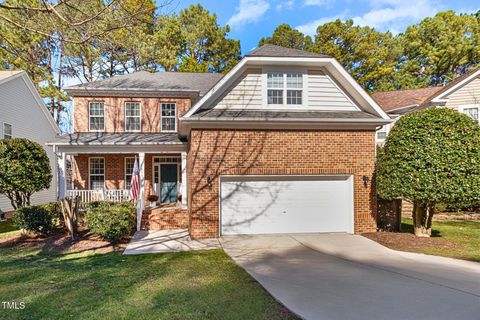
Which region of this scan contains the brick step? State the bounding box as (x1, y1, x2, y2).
(140, 207, 189, 231)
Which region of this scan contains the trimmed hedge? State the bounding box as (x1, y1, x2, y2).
(85, 202, 135, 242)
(13, 205, 55, 235)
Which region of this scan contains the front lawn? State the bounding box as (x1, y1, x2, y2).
(0, 219, 20, 238)
(364, 218, 480, 262)
(0, 247, 296, 320)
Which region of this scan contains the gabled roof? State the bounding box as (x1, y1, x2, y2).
(246, 44, 329, 58)
(419, 66, 480, 107)
(372, 66, 480, 114)
(182, 45, 390, 124)
(0, 70, 23, 82)
(372, 87, 443, 113)
(64, 71, 224, 97)
(0, 70, 60, 134)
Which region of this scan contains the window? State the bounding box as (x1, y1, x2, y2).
(267, 72, 303, 105)
(462, 106, 479, 124)
(89, 158, 105, 190)
(376, 125, 389, 143)
(161, 103, 176, 132)
(286, 73, 302, 105)
(376, 131, 387, 140)
(124, 157, 135, 189)
(89, 102, 105, 131)
(267, 73, 284, 105)
(2, 123, 12, 139)
(125, 102, 141, 132)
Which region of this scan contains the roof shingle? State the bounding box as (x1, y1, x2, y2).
(190, 109, 383, 121)
(65, 71, 224, 96)
(371, 87, 443, 113)
(48, 132, 185, 146)
(246, 44, 329, 58)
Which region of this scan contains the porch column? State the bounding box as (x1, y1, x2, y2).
(181, 151, 187, 208)
(136, 152, 146, 231)
(57, 150, 67, 200)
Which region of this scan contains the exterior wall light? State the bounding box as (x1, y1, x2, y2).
(207, 176, 213, 188)
(363, 175, 370, 188)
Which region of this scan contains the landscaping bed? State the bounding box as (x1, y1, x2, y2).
(364, 218, 480, 262)
(0, 226, 129, 254)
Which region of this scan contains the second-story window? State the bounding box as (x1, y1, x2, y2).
(89, 102, 104, 131)
(267, 73, 284, 104)
(267, 72, 303, 106)
(161, 103, 176, 132)
(125, 102, 141, 132)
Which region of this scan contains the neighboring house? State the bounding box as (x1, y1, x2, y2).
(48, 45, 391, 239)
(372, 67, 480, 144)
(0, 71, 60, 215)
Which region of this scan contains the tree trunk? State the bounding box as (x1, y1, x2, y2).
(412, 202, 435, 237)
(61, 197, 79, 240)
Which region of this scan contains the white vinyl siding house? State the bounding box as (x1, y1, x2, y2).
(0, 71, 60, 213)
(442, 76, 480, 112)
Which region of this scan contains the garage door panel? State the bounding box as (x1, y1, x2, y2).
(221, 176, 353, 235)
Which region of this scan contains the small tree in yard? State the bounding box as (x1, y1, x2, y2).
(0, 138, 52, 209)
(377, 108, 480, 237)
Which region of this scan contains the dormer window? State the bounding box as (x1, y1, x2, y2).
(267, 72, 303, 105)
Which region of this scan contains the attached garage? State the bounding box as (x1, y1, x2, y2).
(220, 175, 354, 235)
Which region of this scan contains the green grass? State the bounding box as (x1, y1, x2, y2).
(0, 219, 20, 238)
(402, 218, 480, 262)
(0, 247, 295, 320)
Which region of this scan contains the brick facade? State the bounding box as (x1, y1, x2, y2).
(73, 96, 191, 133)
(187, 129, 377, 239)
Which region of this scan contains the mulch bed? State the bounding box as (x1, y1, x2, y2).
(362, 231, 460, 252)
(0, 227, 130, 254)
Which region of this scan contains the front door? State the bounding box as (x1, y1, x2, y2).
(160, 164, 178, 203)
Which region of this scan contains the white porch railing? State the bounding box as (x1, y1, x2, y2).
(66, 189, 130, 203)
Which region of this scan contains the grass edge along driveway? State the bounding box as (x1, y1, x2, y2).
(0, 247, 297, 320)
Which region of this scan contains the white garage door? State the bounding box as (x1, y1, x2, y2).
(220, 175, 354, 235)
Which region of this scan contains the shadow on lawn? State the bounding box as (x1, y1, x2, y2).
(0, 249, 295, 320)
(401, 221, 441, 237)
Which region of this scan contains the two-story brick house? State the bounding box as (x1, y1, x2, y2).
(49, 45, 391, 239)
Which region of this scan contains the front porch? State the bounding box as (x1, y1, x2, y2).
(49, 133, 189, 231)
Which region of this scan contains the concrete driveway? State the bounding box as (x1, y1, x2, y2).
(220, 234, 480, 320)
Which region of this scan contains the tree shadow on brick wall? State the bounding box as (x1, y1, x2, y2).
(187, 73, 288, 235)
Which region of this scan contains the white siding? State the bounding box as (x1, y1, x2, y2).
(0, 76, 58, 212)
(212, 67, 358, 111)
(307, 69, 358, 110)
(443, 76, 480, 111)
(214, 68, 263, 109)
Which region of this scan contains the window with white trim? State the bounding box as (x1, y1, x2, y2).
(125, 102, 141, 132)
(89, 157, 105, 190)
(267, 72, 303, 105)
(462, 106, 480, 124)
(89, 102, 105, 131)
(124, 157, 135, 189)
(376, 128, 387, 141)
(161, 103, 176, 132)
(2, 123, 12, 139)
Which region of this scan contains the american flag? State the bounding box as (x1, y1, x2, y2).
(129, 158, 140, 201)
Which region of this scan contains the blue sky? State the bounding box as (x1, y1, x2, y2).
(168, 0, 479, 55)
